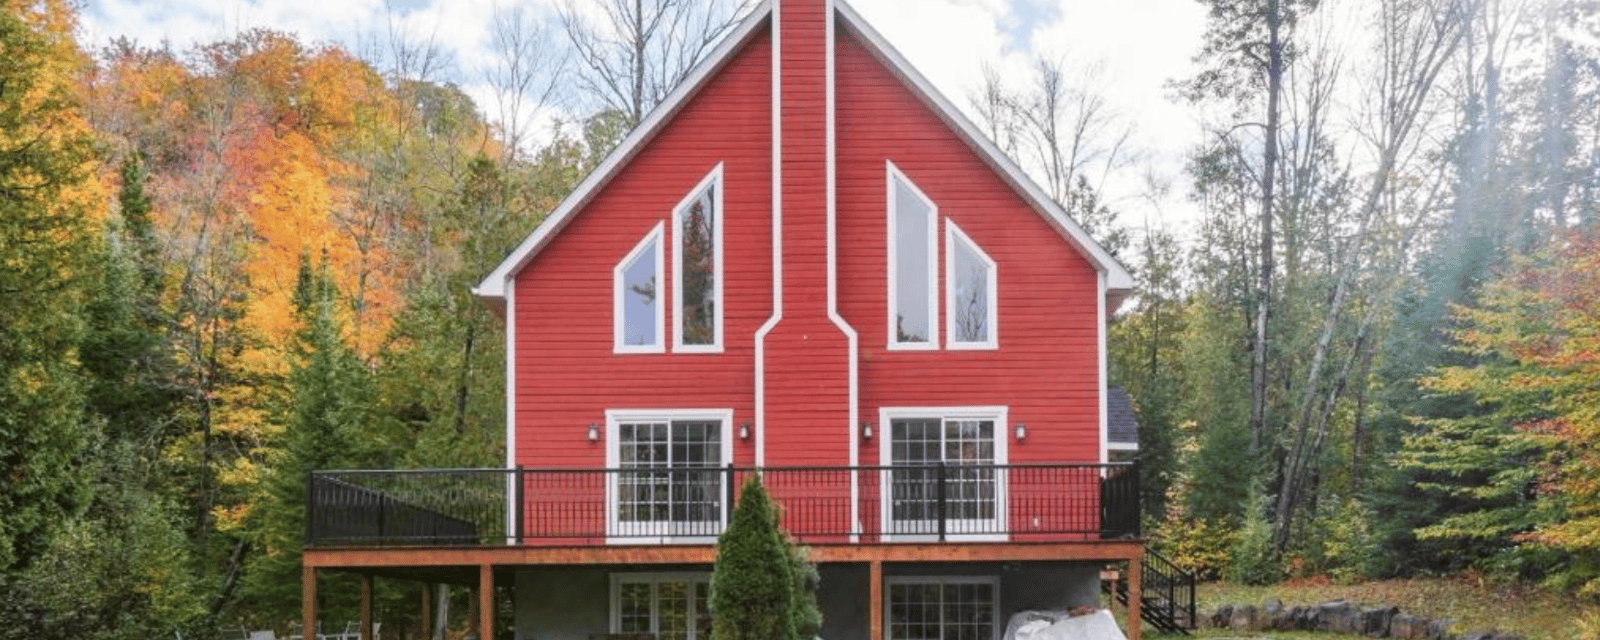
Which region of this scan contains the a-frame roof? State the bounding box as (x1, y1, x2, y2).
(473, 0, 1135, 312)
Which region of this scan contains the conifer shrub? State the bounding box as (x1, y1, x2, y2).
(711, 474, 798, 640)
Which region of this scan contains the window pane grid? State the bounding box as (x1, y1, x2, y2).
(889, 418, 998, 526)
(617, 420, 722, 525)
(889, 581, 995, 640)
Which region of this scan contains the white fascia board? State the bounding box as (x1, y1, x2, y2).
(473, 1, 776, 309)
(832, 0, 1134, 295)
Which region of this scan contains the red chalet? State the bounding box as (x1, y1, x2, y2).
(301, 1, 1195, 639)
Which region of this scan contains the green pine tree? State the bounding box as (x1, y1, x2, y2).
(711, 475, 798, 640)
(0, 0, 99, 579)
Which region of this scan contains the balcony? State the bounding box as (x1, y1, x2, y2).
(306, 463, 1139, 548)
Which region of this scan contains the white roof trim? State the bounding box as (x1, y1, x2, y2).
(474, 0, 1134, 309)
(473, 0, 775, 310)
(831, 0, 1133, 292)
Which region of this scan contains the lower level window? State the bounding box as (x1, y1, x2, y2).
(613, 574, 712, 640)
(887, 577, 998, 640)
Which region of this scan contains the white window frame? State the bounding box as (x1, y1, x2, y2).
(877, 406, 1009, 542)
(615, 223, 667, 353)
(884, 575, 1001, 640)
(609, 572, 714, 640)
(604, 409, 735, 544)
(886, 161, 939, 351)
(944, 221, 998, 350)
(673, 164, 725, 353)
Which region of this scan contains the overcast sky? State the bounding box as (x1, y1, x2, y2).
(79, 0, 1212, 240)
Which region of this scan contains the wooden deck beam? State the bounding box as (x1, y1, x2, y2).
(303, 540, 1144, 570)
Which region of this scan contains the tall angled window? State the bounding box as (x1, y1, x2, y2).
(887, 163, 937, 349)
(945, 222, 997, 349)
(674, 165, 723, 351)
(615, 223, 665, 353)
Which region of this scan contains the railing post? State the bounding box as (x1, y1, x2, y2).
(1131, 460, 1142, 537)
(726, 463, 737, 525)
(514, 467, 525, 546)
(935, 462, 947, 542)
(305, 470, 315, 547)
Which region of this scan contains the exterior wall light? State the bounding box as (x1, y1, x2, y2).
(587, 422, 600, 441)
(861, 422, 874, 439)
(1014, 423, 1027, 441)
(740, 422, 751, 440)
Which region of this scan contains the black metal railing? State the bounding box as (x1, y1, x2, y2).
(1105, 546, 1197, 634)
(307, 463, 1138, 547)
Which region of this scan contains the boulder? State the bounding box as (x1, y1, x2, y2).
(1229, 604, 1260, 631)
(1361, 605, 1401, 637)
(1317, 600, 1360, 634)
(1388, 613, 1429, 639)
(1261, 599, 1288, 630)
(1288, 604, 1320, 631)
(1207, 604, 1233, 629)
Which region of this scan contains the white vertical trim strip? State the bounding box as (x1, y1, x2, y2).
(754, 4, 784, 468)
(504, 279, 516, 470)
(1098, 271, 1109, 465)
(819, 0, 861, 537)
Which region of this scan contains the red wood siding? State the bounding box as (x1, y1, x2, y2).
(511, 32, 773, 479)
(762, 0, 854, 475)
(834, 28, 1104, 466)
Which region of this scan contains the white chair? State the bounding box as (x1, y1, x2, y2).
(249, 631, 277, 640)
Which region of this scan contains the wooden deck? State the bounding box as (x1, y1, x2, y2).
(302, 539, 1146, 640)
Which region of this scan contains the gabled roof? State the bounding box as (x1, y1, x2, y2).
(473, 0, 1135, 311)
(1107, 387, 1139, 447)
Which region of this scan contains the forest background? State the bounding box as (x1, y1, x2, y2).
(2, 0, 1598, 637)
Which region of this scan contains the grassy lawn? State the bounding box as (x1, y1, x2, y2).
(1180, 576, 1596, 640)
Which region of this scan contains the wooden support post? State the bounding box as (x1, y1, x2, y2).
(420, 583, 433, 640)
(302, 566, 318, 640)
(868, 561, 883, 640)
(478, 565, 495, 640)
(360, 574, 374, 640)
(1126, 554, 1142, 640)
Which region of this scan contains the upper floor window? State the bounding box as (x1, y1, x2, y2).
(887, 162, 938, 349)
(945, 222, 997, 349)
(887, 163, 999, 351)
(675, 165, 723, 352)
(615, 223, 665, 353)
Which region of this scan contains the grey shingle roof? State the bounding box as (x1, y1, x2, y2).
(1107, 388, 1139, 447)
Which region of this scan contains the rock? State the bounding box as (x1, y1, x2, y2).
(1457, 630, 1495, 640)
(1208, 604, 1233, 629)
(1261, 599, 1288, 630)
(1288, 605, 1320, 631)
(1317, 600, 1360, 634)
(1389, 613, 1428, 639)
(1229, 603, 1260, 631)
(1361, 605, 1401, 637)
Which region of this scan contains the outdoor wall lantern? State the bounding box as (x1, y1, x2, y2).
(740, 422, 751, 440)
(587, 422, 600, 441)
(1014, 423, 1027, 441)
(861, 422, 874, 440)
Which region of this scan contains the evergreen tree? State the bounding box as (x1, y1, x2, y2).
(240, 256, 378, 620)
(711, 475, 798, 640)
(0, 0, 100, 578)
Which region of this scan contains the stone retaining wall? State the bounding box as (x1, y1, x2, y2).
(1204, 600, 1522, 640)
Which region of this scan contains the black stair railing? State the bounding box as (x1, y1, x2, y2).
(1105, 546, 1197, 635)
